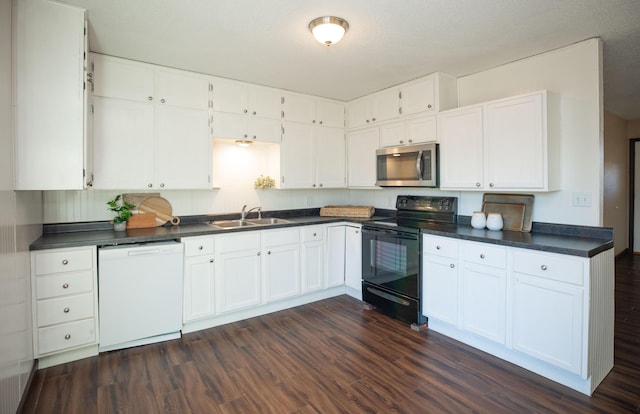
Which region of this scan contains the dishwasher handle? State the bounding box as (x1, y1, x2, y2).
(128, 249, 162, 256)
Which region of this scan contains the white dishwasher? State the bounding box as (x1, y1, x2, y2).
(98, 241, 183, 352)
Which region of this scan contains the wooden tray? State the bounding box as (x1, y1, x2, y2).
(482, 193, 534, 232)
(482, 202, 525, 231)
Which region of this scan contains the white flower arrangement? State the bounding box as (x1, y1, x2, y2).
(254, 175, 275, 190)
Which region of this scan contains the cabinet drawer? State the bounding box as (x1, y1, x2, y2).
(36, 293, 95, 327)
(262, 228, 299, 247)
(183, 236, 215, 257)
(36, 270, 93, 300)
(301, 226, 324, 242)
(513, 250, 584, 286)
(462, 242, 506, 268)
(423, 235, 458, 259)
(34, 248, 93, 275)
(37, 318, 96, 355)
(216, 232, 261, 254)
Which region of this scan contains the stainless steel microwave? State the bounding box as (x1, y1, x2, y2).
(376, 143, 439, 187)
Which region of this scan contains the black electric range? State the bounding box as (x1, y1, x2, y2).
(361, 195, 458, 328)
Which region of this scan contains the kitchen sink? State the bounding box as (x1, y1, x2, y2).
(209, 219, 257, 229)
(246, 218, 293, 225)
(208, 217, 293, 229)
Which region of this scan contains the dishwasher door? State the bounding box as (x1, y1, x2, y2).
(98, 241, 183, 352)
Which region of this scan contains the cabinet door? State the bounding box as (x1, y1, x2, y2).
(250, 86, 281, 120)
(347, 98, 371, 129)
(211, 78, 247, 114)
(371, 88, 400, 123)
(316, 100, 345, 128)
(156, 106, 211, 189)
(183, 256, 215, 322)
(423, 255, 458, 325)
(439, 106, 484, 189)
(249, 117, 282, 143)
(215, 249, 261, 314)
(400, 77, 435, 116)
(344, 226, 362, 297)
(280, 121, 314, 188)
(512, 274, 583, 375)
(212, 111, 249, 140)
(156, 70, 210, 110)
(282, 93, 316, 124)
(347, 128, 379, 187)
(91, 54, 155, 102)
(460, 262, 506, 344)
(379, 122, 406, 147)
(15, 1, 87, 190)
(91, 97, 155, 189)
(407, 115, 437, 144)
(262, 244, 300, 303)
(325, 226, 346, 287)
(315, 127, 346, 188)
(485, 92, 544, 189)
(301, 241, 324, 293)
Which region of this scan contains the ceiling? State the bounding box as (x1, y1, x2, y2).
(57, 0, 640, 120)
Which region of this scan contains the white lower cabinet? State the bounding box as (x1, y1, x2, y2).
(31, 246, 99, 366)
(262, 228, 300, 303)
(182, 236, 216, 323)
(511, 248, 585, 375)
(344, 225, 362, 299)
(422, 235, 459, 325)
(215, 232, 262, 314)
(325, 225, 346, 288)
(301, 226, 325, 293)
(422, 233, 613, 395)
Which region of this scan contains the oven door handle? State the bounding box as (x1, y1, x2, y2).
(416, 150, 423, 181)
(363, 227, 416, 240)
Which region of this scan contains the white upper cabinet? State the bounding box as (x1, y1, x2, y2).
(348, 88, 399, 129)
(347, 73, 457, 130)
(90, 54, 212, 190)
(211, 79, 281, 143)
(347, 128, 379, 188)
(15, 0, 87, 190)
(440, 90, 559, 191)
(282, 93, 345, 128)
(379, 115, 437, 147)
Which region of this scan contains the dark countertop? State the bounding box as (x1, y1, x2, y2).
(30, 210, 613, 258)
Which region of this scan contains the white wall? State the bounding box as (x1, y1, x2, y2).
(1, 0, 42, 411)
(455, 39, 603, 226)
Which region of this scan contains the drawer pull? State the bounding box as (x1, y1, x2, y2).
(63, 283, 69, 289)
(65, 334, 71, 340)
(198, 245, 203, 250)
(209, 258, 214, 263)
(313, 233, 317, 237)
(62, 259, 69, 265)
(450, 264, 455, 268)
(541, 265, 548, 271)
(480, 253, 486, 259)
(63, 307, 70, 313)
(436, 245, 441, 250)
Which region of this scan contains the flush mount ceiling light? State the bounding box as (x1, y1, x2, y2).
(308, 16, 349, 46)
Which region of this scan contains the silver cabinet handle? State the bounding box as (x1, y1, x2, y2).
(541, 265, 547, 271)
(427, 104, 432, 109)
(63, 283, 69, 289)
(65, 334, 71, 340)
(436, 245, 441, 250)
(160, 183, 165, 188)
(489, 183, 495, 187)
(63, 307, 70, 313)
(475, 182, 481, 187)
(148, 183, 153, 188)
(198, 245, 203, 250)
(450, 264, 455, 268)
(319, 121, 323, 125)
(161, 98, 165, 103)
(400, 140, 404, 144)
(480, 253, 486, 259)
(148, 96, 153, 101)
(209, 258, 214, 263)
(257, 252, 261, 256)
(267, 251, 271, 255)
(372, 117, 376, 121)
(244, 109, 248, 113)
(62, 259, 69, 265)
(312, 120, 316, 123)
(355, 230, 359, 234)
(252, 111, 256, 115)
(408, 139, 413, 143)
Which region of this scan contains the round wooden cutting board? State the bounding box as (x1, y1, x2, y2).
(138, 196, 180, 225)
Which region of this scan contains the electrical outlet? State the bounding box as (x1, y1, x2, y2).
(572, 192, 592, 207)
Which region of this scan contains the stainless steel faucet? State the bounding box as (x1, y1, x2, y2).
(240, 205, 261, 220)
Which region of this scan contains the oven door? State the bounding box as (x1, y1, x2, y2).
(361, 226, 419, 299)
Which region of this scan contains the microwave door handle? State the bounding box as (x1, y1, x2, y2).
(416, 150, 423, 180)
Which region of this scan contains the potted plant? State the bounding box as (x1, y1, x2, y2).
(107, 194, 135, 231)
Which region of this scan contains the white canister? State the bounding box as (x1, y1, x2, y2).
(471, 211, 486, 229)
(486, 213, 504, 231)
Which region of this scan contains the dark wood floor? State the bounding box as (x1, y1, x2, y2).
(21, 254, 640, 413)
